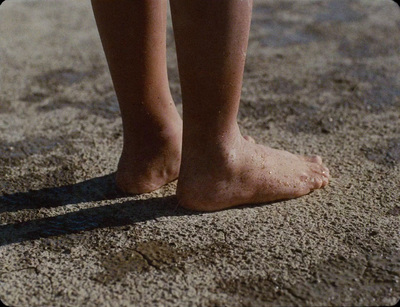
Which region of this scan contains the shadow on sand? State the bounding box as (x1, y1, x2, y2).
(1, 174, 122, 213)
(0, 174, 196, 246)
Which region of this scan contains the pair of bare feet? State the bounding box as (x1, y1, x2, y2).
(116, 119, 330, 212)
(91, 0, 329, 212)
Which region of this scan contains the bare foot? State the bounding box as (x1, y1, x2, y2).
(177, 130, 330, 211)
(116, 121, 182, 194)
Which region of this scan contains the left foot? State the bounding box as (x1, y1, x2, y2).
(116, 119, 182, 194)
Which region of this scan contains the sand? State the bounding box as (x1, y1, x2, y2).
(0, 0, 399, 306)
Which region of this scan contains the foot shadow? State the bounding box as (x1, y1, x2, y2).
(0, 195, 196, 246)
(0, 173, 123, 214)
(0, 174, 196, 246)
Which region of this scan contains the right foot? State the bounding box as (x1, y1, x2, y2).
(116, 121, 182, 194)
(177, 130, 330, 211)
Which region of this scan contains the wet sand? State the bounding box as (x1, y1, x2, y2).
(1, 0, 400, 306)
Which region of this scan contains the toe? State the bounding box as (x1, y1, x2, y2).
(321, 165, 330, 178)
(311, 176, 323, 189)
(321, 167, 330, 186)
(309, 162, 329, 177)
(321, 175, 329, 187)
(305, 162, 330, 190)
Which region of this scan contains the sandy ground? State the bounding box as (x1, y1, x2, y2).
(0, 0, 399, 306)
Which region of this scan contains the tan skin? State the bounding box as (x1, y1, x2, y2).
(91, 0, 182, 193)
(91, 0, 330, 212)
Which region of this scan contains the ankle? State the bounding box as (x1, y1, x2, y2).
(181, 125, 242, 163)
(122, 117, 182, 152)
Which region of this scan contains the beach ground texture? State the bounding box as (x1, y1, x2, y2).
(0, 0, 399, 306)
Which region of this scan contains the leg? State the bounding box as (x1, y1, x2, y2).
(171, 0, 329, 211)
(91, 0, 182, 193)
